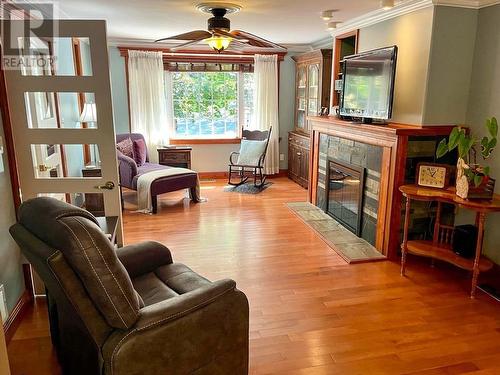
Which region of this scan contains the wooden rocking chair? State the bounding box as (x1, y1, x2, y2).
(228, 127, 272, 188)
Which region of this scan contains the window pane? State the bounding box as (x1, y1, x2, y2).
(172, 71, 247, 138)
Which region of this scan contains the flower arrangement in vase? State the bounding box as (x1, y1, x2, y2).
(436, 117, 497, 199)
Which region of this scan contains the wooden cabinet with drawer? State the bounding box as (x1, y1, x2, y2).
(288, 131, 310, 189)
(157, 147, 192, 169)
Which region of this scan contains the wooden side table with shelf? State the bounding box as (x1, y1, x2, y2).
(82, 163, 104, 216)
(157, 146, 192, 169)
(400, 184, 500, 298)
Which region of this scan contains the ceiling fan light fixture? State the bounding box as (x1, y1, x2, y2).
(205, 36, 232, 52)
(321, 10, 335, 21)
(381, 0, 395, 10)
(327, 21, 341, 30)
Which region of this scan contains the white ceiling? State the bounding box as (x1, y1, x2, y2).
(56, 0, 390, 45)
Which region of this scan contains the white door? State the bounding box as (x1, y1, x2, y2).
(3, 20, 123, 243)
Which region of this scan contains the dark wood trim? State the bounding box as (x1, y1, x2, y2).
(3, 290, 33, 344)
(124, 55, 132, 133)
(118, 46, 286, 63)
(170, 138, 242, 145)
(72, 38, 92, 165)
(0, 47, 22, 211)
(332, 29, 359, 107)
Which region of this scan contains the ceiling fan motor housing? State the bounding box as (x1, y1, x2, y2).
(208, 8, 230, 31)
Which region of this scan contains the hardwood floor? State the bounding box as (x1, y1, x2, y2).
(8, 177, 500, 374)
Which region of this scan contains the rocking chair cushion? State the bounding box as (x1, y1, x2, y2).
(236, 139, 267, 166)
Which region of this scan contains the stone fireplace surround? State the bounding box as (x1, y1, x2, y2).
(308, 116, 454, 259)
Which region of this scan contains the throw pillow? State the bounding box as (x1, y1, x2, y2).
(116, 138, 134, 159)
(133, 139, 147, 166)
(236, 139, 267, 166)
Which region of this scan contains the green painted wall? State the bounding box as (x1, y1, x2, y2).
(465, 4, 500, 264)
(358, 6, 434, 125)
(109, 47, 130, 134)
(0, 113, 25, 316)
(423, 6, 478, 125)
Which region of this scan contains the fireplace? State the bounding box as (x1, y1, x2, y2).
(326, 160, 365, 236)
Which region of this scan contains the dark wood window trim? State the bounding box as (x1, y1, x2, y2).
(169, 137, 242, 145)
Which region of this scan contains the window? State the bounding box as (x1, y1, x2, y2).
(170, 71, 254, 139)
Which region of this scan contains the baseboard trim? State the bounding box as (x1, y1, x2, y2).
(199, 169, 288, 180)
(3, 290, 33, 344)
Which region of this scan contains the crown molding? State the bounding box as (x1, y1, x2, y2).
(433, 0, 500, 8)
(279, 44, 312, 53)
(310, 36, 334, 50)
(330, 0, 434, 37)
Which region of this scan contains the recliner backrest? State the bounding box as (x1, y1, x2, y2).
(17, 197, 140, 329)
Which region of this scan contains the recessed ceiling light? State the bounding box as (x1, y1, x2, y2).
(327, 21, 341, 30)
(381, 0, 395, 10)
(321, 10, 335, 21)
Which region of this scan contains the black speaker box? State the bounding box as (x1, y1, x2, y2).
(452, 224, 478, 259)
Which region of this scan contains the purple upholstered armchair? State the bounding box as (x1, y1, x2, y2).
(116, 133, 199, 213)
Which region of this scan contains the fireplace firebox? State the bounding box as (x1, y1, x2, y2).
(326, 160, 365, 236)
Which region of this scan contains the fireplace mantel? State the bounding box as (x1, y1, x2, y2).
(308, 116, 454, 258)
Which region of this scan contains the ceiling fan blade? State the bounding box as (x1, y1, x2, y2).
(212, 29, 249, 42)
(155, 30, 211, 43)
(170, 38, 206, 51)
(230, 30, 286, 50)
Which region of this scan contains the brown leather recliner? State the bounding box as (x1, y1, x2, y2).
(9, 197, 249, 375)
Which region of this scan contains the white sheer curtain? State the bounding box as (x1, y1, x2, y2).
(253, 54, 280, 175)
(128, 50, 170, 163)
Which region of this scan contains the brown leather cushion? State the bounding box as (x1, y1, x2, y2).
(19, 197, 140, 329)
(132, 263, 211, 307)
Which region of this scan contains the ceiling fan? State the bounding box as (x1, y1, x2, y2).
(155, 2, 285, 53)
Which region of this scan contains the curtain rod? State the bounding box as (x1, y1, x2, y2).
(162, 52, 256, 59)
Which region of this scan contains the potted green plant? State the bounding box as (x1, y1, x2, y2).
(436, 117, 497, 199)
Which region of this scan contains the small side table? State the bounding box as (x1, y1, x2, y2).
(157, 146, 192, 169)
(82, 163, 104, 216)
(400, 184, 500, 298)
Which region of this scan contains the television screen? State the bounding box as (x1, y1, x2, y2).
(340, 46, 397, 121)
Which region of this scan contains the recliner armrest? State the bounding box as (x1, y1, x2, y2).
(102, 278, 248, 375)
(136, 279, 236, 328)
(117, 241, 173, 278)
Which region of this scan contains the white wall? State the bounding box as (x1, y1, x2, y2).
(357, 6, 434, 125)
(108, 47, 297, 171)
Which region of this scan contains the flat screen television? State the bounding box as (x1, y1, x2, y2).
(339, 46, 398, 122)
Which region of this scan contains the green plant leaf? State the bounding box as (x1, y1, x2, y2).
(458, 134, 474, 160)
(487, 117, 498, 138)
(436, 139, 449, 158)
(483, 166, 490, 176)
(489, 137, 497, 149)
(448, 127, 461, 151)
(481, 136, 489, 147)
(474, 174, 483, 187)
